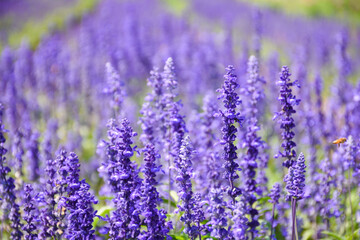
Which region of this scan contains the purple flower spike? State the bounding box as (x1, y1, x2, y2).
(217, 65, 244, 203)
(23, 184, 38, 240)
(139, 144, 172, 239)
(102, 118, 142, 239)
(0, 103, 23, 239)
(274, 66, 300, 168)
(284, 153, 306, 200)
(269, 183, 281, 204)
(104, 62, 126, 117)
(65, 152, 98, 239)
(176, 136, 205, 240)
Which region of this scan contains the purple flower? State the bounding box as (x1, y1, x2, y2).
(284, 152, 306, 200)
(217, 65, 244, 203)
(175, 136, 205, 240)
(22, 184, 38, 240)
(104, 62, 126, 117)
(139, 144, 172, 240)
(26, 132, 40, 182)
(65, 152, 98, 239)
(139, 68, 164, 146)
(207, 187, 232, 239)
(241, 55, 267, 233)
(101, 118, 142, 239)
(273, 66, 300, 168)
(39, 157, 58, 238)
(0, 103, 23, 239)
(269, 183, 281, 205)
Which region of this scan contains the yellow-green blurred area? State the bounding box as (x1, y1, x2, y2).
(0, 0, 98, 51)
(241, 0, 360, 25)
(1, 0, 360, 52)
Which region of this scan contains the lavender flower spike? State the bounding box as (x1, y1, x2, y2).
(218, 65, 244, 203)
(273, 66, 300, 168)
(284, 152, 306, 200)
(139, 144, 172, 240)
(284, 153, 306, 240)
(0, 103, 23, 239)
(176, 136, 205, 240)
(22, 184, 38, 240)
(102, 118, 142, 239)
(104, 62, 125, 117)
(65, 152, 98, 239)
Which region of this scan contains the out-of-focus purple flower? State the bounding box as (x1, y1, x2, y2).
(139, 144, 172, 239)
(314, 158, 340, 219)
(101, 118, 142, 239)
(26, 132, 40, 181)
(284, 153, 306, 200)
(241, 55, 267, 234)
(65, 152, 98, 239)
(273, 66, 300, 168)
(12, 130, 24, 189)
(269, 183, 281, 205)
(39, 157, 58, 238)
(232, 196, 248, 240)
(333, 30, 351, 105)
(54, 149, 69, 236)
(175, 136, 205, 240)
(0, 103, 23, 239)
(217, 65, 244, 203)
(207, 187, 232, 239)
(22, 184, 38, 240)
(139, 68, 164, 146)
(104, 62, 126, 117)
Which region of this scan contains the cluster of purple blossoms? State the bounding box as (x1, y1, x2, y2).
(139, 144, 172, 239)
(273, 66, 301, 168)
(284, 152, 306, 200)
(104, 62, 126, 117)
(217, 65, 244, 203)
(175, 136, 205, 240)
(102, 118, 142, 239)
(64, 152, 98, 239)
(0, 104, 23, 240)
(22, 184, 38, 240)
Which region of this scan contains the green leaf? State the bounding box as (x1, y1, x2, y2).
(170, 190, 179, 202)
(93, 205, 114, 227)
(322, 231, 344, 240)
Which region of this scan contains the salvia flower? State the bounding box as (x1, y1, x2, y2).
(22, 184, 38, 240)
(104, 62, 125, 117)
(284, 152, 306, 200)
(273, 66, 300, 168)
(269, 183, 281, 205)
(102, 118, 142, 239)
(0, 104, 23, 239)
(139, 144, 172, 240)
(39, 157, 58, 238)
(175, 136, 204, 240)
(217, 65, 244, 203)
(241, 55, 266, 233)
(65, 152, 98, 239)
(207, 187, 232, 239)
(26, 132, 40, 181)
(232, 196, 249, 240)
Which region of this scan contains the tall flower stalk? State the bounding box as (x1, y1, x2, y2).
(273, 66, 300, 168)
(175, 136, 205, 240)
(284, 153, 306, 240)
(102, 118, 142, 239)
(139, 144, 172, 239)
(217, 65, 244, 204)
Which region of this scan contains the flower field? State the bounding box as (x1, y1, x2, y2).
(0, 0, 360, 239)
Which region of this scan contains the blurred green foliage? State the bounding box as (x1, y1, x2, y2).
(242, 0, 360, 26)
(3, 0, 98, 51)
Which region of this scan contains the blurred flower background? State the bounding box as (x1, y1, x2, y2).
(0, 0, 360, 239)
